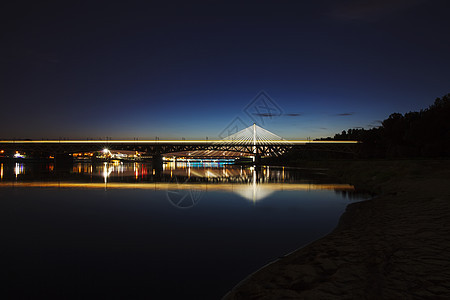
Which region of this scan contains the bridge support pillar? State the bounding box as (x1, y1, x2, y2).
(253, 154, 262, 165)
(151, 153, 163, 171)
(54, 153, 73, 168)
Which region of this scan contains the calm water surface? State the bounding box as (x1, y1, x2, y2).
(0, 161, 365, 299)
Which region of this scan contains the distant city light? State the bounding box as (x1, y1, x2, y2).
(14, 152, 25, 158)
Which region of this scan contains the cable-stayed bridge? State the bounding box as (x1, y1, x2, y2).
(0, 124, 358, 162)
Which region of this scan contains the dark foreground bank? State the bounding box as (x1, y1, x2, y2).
(224, 160, 450, 299)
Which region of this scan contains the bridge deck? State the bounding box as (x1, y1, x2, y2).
(0, 140, 360, 157)
(0, 140, 358, 144)
(0, 124, 360, 157)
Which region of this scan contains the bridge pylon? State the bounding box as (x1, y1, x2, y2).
(220, 123, 290, 163)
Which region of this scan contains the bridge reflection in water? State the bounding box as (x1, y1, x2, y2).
(0, 161, 355, 203)
(0, 161, 364, 300)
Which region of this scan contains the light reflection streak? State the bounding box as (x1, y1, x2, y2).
(134, 163, 139, 179)
(0, 163, 3, 180)
(14, 163, 24, 179)
(73, 163, 93, 174)
(160, 166, 287, 182)
(103, 162, 113, 183)
(0, 181, 355, 192)
(252, 167, 257, 202)
(79, 163, 230, 184)
(1, 162, 358, 201)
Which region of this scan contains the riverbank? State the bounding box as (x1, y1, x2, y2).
(224, 159, 450, 299)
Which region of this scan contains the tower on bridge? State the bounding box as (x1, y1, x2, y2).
(220, 123, 290, 163)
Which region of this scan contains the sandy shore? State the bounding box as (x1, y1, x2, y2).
(224, 160, 450, 299)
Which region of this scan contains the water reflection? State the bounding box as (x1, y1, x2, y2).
(14, 163, 24, 179)
(0, 160, 367, 299)
(103, 162, 113, 183)
(65, 162, 302, 185)
(234, 166, 276, 202)
(0, 161, 360, 202)
(68, 161, 151, 182)
(162, 164, 290, 184)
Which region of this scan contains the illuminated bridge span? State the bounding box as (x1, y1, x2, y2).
(0, 124, 359, 162)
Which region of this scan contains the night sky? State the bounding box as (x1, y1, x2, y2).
(2, 0, 450, 140)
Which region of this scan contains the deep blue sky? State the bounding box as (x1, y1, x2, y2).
(1, 0, 449, 140)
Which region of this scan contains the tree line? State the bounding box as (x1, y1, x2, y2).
(323, 94, 450, 158)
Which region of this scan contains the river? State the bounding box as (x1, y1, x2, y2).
(0, 160, 366, 299)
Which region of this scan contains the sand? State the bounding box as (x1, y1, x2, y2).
(224, 160, 450, 299)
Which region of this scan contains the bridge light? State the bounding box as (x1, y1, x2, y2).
(103, 148, 109, 154)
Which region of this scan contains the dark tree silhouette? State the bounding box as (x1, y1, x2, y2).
(326, 93, 450, 158)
